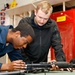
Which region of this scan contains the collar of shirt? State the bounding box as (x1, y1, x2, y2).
(0, 25, 13, 45)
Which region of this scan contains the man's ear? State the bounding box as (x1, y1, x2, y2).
(15, 31, 21, 37)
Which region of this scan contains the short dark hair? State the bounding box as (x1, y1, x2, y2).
(12, 23, 35, 39)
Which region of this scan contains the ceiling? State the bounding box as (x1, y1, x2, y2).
(0, 0, 75, 9)
(0, 0, 75, 11)
(49, 0, 70, 5)
(49, 0, 75, 8)
(65, 0, 75, 8)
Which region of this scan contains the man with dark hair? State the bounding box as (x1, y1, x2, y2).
(0, 23, 35, 71)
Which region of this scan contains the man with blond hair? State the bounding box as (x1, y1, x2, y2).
(18, 1, 66, 64)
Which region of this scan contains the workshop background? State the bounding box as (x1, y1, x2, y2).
(0, 0, 75, 63)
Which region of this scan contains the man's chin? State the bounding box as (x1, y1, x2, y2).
(38, 24, 44, 26)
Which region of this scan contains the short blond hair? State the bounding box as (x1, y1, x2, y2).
(36, 1, 53, 14)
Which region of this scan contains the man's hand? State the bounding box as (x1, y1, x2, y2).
(49, 60, 73, 72)
(49, 60, 59, 71)
(1, 60, 26, 71)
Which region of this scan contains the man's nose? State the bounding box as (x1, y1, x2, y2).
(23, 44, 27, 48)
(40, 19, 44, 23)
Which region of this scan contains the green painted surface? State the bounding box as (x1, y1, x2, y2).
(25, 70, 75, 75)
